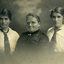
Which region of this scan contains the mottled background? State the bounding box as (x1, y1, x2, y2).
(0, 0, 64, 35)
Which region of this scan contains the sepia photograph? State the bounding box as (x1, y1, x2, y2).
(0, 0, 64, 64)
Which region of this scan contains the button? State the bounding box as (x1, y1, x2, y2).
(28, 34, 31, 36)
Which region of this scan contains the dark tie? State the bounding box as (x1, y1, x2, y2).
(3, 31, 10, 54)
(50, 29, 57, 51)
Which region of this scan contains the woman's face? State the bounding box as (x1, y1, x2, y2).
(0, 15, 11, 29)
(26, 16, 40, 32)
(52, 12, 63, 28)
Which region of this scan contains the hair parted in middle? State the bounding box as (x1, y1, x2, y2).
(26, 13, 40, 22)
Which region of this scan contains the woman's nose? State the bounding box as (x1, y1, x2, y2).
(2, 19, 6, 23)
(29, 23, 31, 26)
(55, 17, 58, 22)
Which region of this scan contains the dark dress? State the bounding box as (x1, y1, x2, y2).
(15, 30, 49, 53)
(14, 30, 49, 64)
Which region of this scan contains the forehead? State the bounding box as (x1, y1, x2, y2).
(27, 16, 38, 22)
(52, 12, 63, 17)
(0, 15, 9, 18)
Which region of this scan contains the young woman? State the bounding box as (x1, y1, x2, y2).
(0, 8, 19, 54)
(47, 7, 64, 52)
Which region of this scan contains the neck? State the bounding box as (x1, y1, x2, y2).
(54, 25, 62, 30)
(2, 27, 9, 33)
(28, 29, 40, 34)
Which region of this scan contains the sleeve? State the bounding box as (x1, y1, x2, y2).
(38, 34, 49, 52)
(14, 33, 24, 53)
(47, 27, 53, 42)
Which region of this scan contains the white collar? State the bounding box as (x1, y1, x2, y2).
(53, 25, 64, 31)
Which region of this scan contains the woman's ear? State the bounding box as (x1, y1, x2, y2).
(9, 20, 11, 24)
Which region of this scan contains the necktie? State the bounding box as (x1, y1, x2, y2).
(50, 29, 57, 51)
(3, 31, 10, 54)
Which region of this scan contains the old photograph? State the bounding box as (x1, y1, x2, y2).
(0, 0, 64, 64)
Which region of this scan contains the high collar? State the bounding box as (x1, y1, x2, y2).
(0, 27, 9, 33)
(28, 29, 40, 35)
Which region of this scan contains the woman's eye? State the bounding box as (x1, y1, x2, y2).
(27, 22, 30, 24)
(57, 16, 61, 18)
(32, 21, 35, 24)
(5, 18, 8, 20)
(52, 16, 56, 18)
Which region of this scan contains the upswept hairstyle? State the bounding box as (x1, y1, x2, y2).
(50, 7, 64, 18)
(26, 13, 40, 22)
(0, 8, 12, 21)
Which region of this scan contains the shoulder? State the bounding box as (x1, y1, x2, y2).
(42, 33, 48, 39)
(38, 31, 49, 47)
(39, 31, 48, 40)
(46, 27, 54, 41)
(17, 31, 28, 41)
(16, 32, 28, 49)
(0, 30, 3, 36)
(60, 25, 64, 30)
(22, 31, 29, 35)
(9, 28, 20, 38)
(39, 31, 47, 37)
(47, 27, 54, 35)
(47, 27, 54, 33)
(20, 31, 29, 37)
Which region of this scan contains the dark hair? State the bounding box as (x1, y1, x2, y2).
(0, 8, 12, 21)
(50, 7, 64, 18)
(26, 13, 40, 22)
